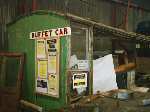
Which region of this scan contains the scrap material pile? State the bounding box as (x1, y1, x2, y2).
(66, 54, 150, 112)
(68, 90, 150, 112)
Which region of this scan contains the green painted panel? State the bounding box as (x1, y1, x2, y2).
(7, 11, 69, 111)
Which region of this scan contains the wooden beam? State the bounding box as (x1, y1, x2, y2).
(115, 63, 136, 73)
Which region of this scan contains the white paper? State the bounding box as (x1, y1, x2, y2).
(36, 79, 48, 94)
(78, 60, 89, 70)
(73, 72, 87, 89)
(48, 74, 59, 96)
(93, 54, 118, 94)
(48, 54, 57, 74)
(69, 55, 78, 69)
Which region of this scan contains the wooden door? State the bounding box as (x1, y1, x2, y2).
(0, 52, 24, 112)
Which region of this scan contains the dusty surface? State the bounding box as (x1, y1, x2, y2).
(69, 91, 150, 112)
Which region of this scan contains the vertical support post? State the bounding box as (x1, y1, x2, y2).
(127, 70, 136, 89)
(32, 0, 37, 11)
(0, 57, 7, 87)
(125, 0, 131, 31)
(112, 4, 116, 27)
(88, 26, 93, 95)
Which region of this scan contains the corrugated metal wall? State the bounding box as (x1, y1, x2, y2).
(0, 0, 18, 51)
(0, 0, 150, 51)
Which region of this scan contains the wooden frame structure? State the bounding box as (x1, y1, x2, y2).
(0, 52, 24, 112)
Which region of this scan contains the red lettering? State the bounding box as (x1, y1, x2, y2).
(59, 29, 63, 35)
(37, 32, 41, 37)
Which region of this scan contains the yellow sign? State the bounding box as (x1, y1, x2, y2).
(35, 37, 60, 97)
(36, 40, 46, 59)
(38, 60, 47, 79)
(73, 73, 87, 89)
(48, 55, 57, 74)
(48, 74, 59, 97)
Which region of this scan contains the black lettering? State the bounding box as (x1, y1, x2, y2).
(35, 32, 38, 37)
(45, 31, 48, 37)
(49, 30, 52, 36)
(64, 27, 68, 34)
(55, 29, 59, 35)
(31, 32, 35, 38)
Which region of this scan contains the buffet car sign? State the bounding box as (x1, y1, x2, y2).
(30, 27, 71, 39)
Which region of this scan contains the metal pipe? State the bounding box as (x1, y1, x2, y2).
(49, 11, 150, 42)
(20, 100, 43, 112)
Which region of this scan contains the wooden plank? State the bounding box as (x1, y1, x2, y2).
(0, 57, 7, 87)
(115, 63, 136, 73)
